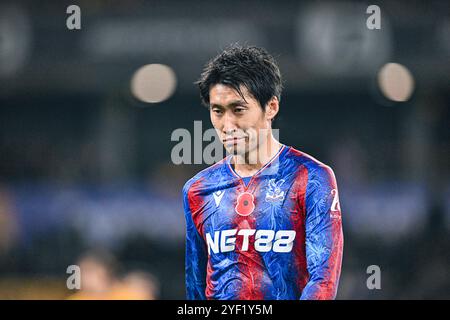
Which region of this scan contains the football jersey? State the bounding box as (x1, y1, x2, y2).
(183, 145, 343, 300)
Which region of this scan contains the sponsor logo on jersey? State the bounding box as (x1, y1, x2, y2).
(265, 179, 285, 202)
(205, 229, 296, 254)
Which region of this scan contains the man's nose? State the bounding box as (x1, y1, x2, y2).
(222, 111, 238, 134)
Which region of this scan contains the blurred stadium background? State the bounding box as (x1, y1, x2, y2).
(0, 0, 449, 299)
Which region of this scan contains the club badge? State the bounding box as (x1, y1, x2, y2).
(265, 179, 285, 202)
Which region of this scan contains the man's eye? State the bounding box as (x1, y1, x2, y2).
(234, 107, 245, 113)
(212, 109, 223, 114)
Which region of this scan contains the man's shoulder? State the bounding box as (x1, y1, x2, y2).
(182, 157, 229, 195)
(286, 146, 335, 179)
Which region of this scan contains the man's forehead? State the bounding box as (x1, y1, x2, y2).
(209, 84, 250, 104)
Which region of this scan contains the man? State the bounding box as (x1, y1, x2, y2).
(182, 45, 343, 300)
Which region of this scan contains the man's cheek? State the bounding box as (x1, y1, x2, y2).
(244, 128, 258, 141)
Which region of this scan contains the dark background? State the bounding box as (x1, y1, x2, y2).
(0, 0, 449, 299)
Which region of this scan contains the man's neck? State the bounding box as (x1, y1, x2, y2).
(232, 136, 282, 177)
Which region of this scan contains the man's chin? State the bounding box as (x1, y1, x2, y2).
(224, 145, 246, 156)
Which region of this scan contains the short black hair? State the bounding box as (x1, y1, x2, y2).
(196, 45, 283, 112)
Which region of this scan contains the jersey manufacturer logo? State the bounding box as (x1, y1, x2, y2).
(205, 229, 296, 254)
(265, 179, 285, 202)
(213, 190, 225, 207)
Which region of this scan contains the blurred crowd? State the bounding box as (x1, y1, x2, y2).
(67, 250, 159, 300)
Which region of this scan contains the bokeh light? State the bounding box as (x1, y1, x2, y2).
(130, 64, 177, 104)
(378, 63, 415, 102)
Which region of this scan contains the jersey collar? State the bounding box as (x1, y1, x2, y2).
(226, 144, 287, 191)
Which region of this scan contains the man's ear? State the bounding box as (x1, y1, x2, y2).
(265, 96, 279, 121)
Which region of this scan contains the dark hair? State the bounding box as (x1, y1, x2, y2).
(196, 45, 283, 112)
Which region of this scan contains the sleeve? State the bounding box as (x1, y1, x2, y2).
(183, 182, 208, 300)
(300, 165, 344, 300)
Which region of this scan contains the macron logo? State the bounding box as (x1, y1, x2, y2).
(213, 190, 225, 207)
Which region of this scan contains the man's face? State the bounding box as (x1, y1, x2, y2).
(209, 84, 270, 157)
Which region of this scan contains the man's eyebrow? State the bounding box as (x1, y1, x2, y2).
(210, 100, 248, 108)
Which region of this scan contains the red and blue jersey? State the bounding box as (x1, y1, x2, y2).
(183, 145, 343, 300)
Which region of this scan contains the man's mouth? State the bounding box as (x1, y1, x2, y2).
(223, 137, 246, 144)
